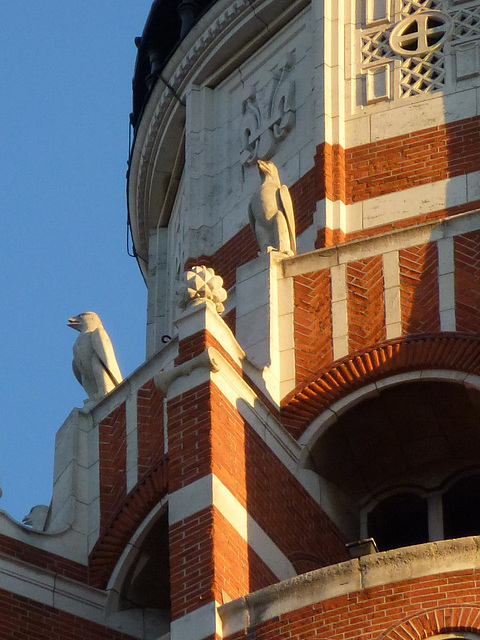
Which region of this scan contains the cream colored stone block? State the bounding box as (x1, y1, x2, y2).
(383, 251, 399, 288)
(333, 334, 349, 360)
(365, 0, 391, 25)
(455, 42, 480, 81)
(53, 576, 106, 625)
(169, 475, 213, 525)
(332, 300, 348, 338)
(363, 177, 467, 229)
(330, 263, 347, 301)
(440, 307, 456, 332)
(438, 272, 455, 313)
(278, 313, 295, 351)
(365, 64, 391, 104)
(386, 321, 402, 339)
(344, 201, 363, 233)
(171, 602, 219, 640)
(384, 287, 401, 326)
(437, 237, 454, 276)
(466, 170, 480, 202)
(370, 91, 477, 141)
(0, 557, 55, 606)
(346, 115, 371, 147)
(126, 431, 138, 493)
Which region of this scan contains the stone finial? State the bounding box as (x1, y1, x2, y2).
(248, 159, 296, 255)
(67, 312, 123, 404)
(178, 265, 227, 314)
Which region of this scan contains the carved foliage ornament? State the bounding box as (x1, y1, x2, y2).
(240, 54, 295, 167)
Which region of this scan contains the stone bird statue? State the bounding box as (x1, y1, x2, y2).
(22, 505, 49, 531)
(67, 312, 123, 403)
(248, 159, 296, 255)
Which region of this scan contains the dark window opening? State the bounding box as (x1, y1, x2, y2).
(368, 493, 428, 552)
(443, 473, 480, 539)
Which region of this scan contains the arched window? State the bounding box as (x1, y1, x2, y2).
(367, 492, 428, 551)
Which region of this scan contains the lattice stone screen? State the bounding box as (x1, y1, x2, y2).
(359, 0, 480, 103)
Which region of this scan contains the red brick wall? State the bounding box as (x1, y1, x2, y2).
(347, 256, 386, 352)
(294, 269, 333, 384)
(99, 404, 127, 532)
(455, 230, 480, 333)
(0, 534, 87, 583)
(342, 117, 480, 204)
(289, 166, 316, 236)
(167, 382, 212, 494)
(0, 588, 135, 639)
(137, 379, 165, 475)
(167, 378, 347, 621)
(226, 571, 480, 640)
(400, 243, 440, 334)
(208, 383, 347, 569)
(169, 506, 277, 621)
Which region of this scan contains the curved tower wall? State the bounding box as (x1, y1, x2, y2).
(1, 1, 480, 639)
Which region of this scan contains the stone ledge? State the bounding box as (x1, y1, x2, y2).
(219, 536, 480, 637)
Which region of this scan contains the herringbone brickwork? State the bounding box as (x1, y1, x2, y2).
(400, 243, 440, 334)
(347, 256, 385, 352)
(455, 230, 480, 333)
(294, 270, 333, 384)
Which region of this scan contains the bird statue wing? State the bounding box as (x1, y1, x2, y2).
(91, 327, 122, 386)
(72, 359, 82, 385)
(277, 184, 296, 254)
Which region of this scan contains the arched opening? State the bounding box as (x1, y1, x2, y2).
(119, 508, 170, 614)
(106, 501, 171, 639)
(303, 377, 480, 548)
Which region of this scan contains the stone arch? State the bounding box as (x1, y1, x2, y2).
(376, 607, 480, 640)
(89, 456, 168, 589)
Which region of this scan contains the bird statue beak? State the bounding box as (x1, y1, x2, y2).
(67, 316, 81, 331)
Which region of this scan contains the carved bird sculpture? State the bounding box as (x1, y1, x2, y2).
(22, 505, 49, 531)
(67, 312, 123, 403)
(248, 159, 296, 255)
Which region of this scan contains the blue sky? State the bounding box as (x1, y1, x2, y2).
(0, 3, 154, 521)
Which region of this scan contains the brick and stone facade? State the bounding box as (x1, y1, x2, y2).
(2, 0, 480, 638)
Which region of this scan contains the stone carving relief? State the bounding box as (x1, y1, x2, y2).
(360, 0, 480, 103)
(68, 312, 123, 404)
(248, 159, 296, 255)
(177, 265, 227, 314)
(239, 54, 295, 167)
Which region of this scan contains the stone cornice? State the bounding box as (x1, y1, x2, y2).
(219, 536, 480, 637)
(128, 0, 309, 274)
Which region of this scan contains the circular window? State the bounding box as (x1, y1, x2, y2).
(390, 11, 453, 56)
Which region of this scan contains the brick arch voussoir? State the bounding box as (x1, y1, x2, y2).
(88, 456, 168, 589)
(281, 332, 480, 437)
(376, 605, 480, 640)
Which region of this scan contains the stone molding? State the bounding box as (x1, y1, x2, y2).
(155, 346, 220, 395)
(219, 536, 480, 637)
